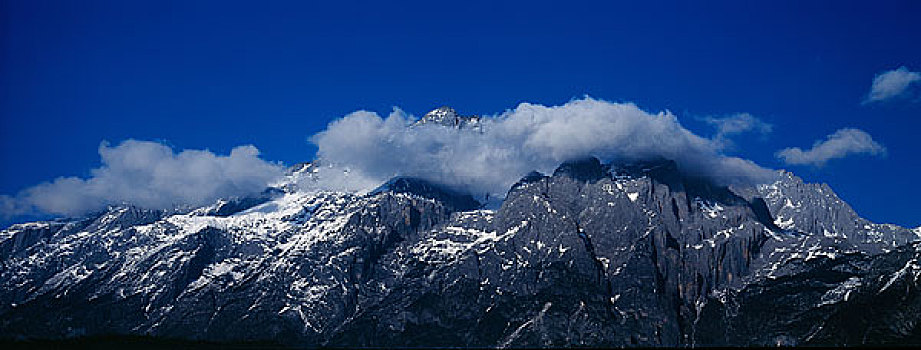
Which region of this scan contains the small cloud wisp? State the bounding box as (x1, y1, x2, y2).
(864, 66, 921, 104)
(701, 113, 772, 147)
(776, 128, 886, 167)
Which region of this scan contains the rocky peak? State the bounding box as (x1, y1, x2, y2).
(370, 176, 480, 212)
(610, 159, 683, 188)
(424, 106, 458, 119)
(508, 171, 547, 194)
(414, 106, 481, 129)
(552, 156, 607, 183)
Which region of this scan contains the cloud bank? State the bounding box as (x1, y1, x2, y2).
(1, 140, 285, 217)
(864, 66, 921, 104)
(308, 97, 776, 197)
(2, 98, 783, 219)
(776, 128, 886, 167)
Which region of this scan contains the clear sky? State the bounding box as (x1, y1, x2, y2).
(1, 0, 919, 227)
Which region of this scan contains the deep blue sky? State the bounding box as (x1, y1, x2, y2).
(1, 0, 919, 227)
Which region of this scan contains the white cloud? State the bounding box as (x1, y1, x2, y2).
(1, 140, 285, 217)
(307, 97, 776, 198)
(776, 128, 886, 167)
(864, 66, 921, 104)
(1, 98, 786, 219)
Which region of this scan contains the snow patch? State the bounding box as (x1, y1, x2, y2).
(818, 277, 861, 307)
(879, 258, 921, 294)
(695, 198, 724, 219)
(774, 215, 794, 230)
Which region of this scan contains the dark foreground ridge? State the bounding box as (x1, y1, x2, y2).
(1, 336, 285, 350)
(1, 157, 919, 347)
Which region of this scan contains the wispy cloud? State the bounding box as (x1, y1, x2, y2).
(1, 140, 284, 217)
(704, 113, 773, 137)
(701, 113, 772, 147)
(307, 97, 776, 197)
(864, 66, 921, 104)
(776, 128, 886, 167)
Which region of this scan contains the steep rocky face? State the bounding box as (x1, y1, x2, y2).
(329, 158, 785, 347)
(0, 157, 918, 347)
(734, 171, 916, 250)
(695, 242, 921, 346)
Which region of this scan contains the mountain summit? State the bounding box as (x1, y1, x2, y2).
(414, 106, 482, 129)
(1, 153, 919, 346)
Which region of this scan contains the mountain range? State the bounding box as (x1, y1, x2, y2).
(1, 108, 920, 347)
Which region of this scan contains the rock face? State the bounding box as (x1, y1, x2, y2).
(1, 155, 919, 346)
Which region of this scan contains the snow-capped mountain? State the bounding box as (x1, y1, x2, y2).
(413, 106, 482, 129)
(1, 111, 919, 347)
